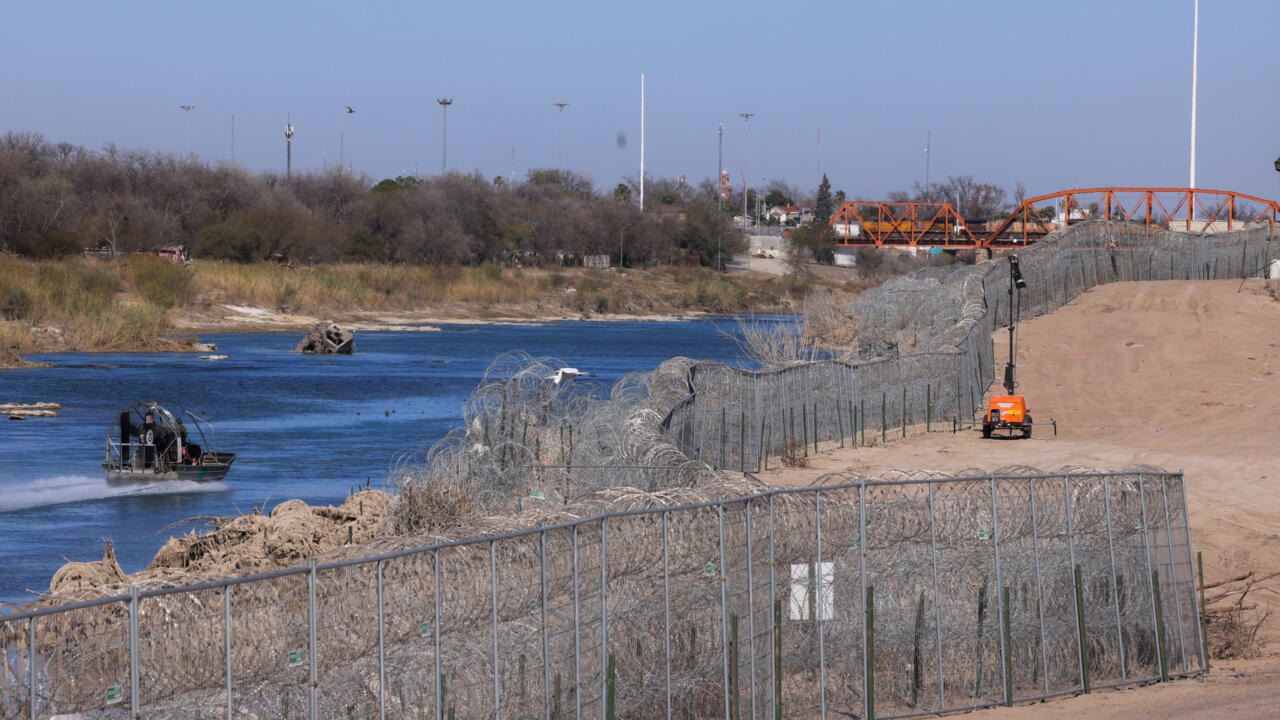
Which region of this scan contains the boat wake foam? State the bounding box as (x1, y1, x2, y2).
(0, 475, 229, 512)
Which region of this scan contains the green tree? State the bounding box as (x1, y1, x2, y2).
(814, 173, 833, 228)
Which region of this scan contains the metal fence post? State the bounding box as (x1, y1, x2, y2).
(745, 500, 758, 720)
(601, 516, 610, 720)
(1159, 477, 1189, 671)
(307, 560, 318, 720)
(129, 586, 140, 717)
(491, 540, 501, 720)
(1102, 477, 1129, 679)
(859, 481, 870, 720)
(28, 616, 37, 720)
(1028, 480, 1050, 695)
(377, 560, 387, 720)
(768, 493, 779, 720)
(225, 584, 233, 720)
(541, 531, 551, 719)
(816, 490, 827, 719)
(663, 511, 673, 720)
(1063, 474, 1083, 692)
(434, 548, 443, 720)
(718, 502, 730, 720)
(990, 475, 1009, 704)
(573, 525, 582, 720)
(928, 483, 946, 710)
(1136, 475, 1161, 681)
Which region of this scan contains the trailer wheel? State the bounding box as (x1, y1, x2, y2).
(1023, 415, 1033, 439)
(982, 423, 992, 439)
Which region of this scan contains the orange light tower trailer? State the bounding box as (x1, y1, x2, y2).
(983, 254, 1035, 439)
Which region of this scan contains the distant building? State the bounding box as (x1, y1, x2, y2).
(765, 205, 815, 225)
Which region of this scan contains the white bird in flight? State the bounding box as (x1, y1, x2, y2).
(547, 367, 595, 385)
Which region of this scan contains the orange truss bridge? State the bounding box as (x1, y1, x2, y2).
(829, 187, 1280, 250)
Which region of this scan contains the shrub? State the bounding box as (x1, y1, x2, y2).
(0, 286, 32, 320)
(128, 256, 193, 309)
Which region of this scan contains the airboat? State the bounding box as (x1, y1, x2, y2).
(103, 401, 236, 485)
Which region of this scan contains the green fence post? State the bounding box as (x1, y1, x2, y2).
(774, 599, 783, 720)
(720, 406, 726, 468)
(1074, 565, 1091, 693)
(1198, 552, 1210, 673)
(911, 592, 925, 709)
(552, 673, 562, 720)
(866, 584, 876, 720)
(901, 386, 908, 438)
(1003, 586, 1013, 707)
(758, 415, 766, 472)
(812, 403, 819, 455)
(881, 391, 887, 445)
(801, 404, 809, 457)
(1153, 569, 1169, 682)
(730, 614, 740, 720)
(926, 384, 932, 432)
(974, 578, 988, 698)
(837, 397, 845, 448)
(860, 398, 866, 446)
(606, 653, 616, 720)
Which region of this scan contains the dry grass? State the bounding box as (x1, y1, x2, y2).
(0, 256, 859, 365)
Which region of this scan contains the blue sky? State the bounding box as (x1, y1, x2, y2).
(5, 1, 1279, 202)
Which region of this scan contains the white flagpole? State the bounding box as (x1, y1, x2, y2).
(1190, 0, 1199, 189)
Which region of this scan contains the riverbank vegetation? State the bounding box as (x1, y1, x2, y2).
(0, 254, 850, 365)
(0, 131, 961, 366)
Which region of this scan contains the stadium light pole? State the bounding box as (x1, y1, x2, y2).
(437, 98, 453, 172)
(178, 105, 195, 154)
(554, 102, 569, 170)
(717, 123, 724, 270)
(284, 119, 294, 182)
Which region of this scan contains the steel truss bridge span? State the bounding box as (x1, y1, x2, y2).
(829, 187, 1280, 249)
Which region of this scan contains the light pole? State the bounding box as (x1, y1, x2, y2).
(284, 120, 294, 181)
(739, 113, 754, 231)
(553, 102, 569, 170)
(437, 98, 453, 172)
(924, 129, 931, 195)
(717, 123, 724, 270)
(178, 105, 195, 154)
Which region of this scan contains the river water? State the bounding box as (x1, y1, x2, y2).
(0, 318, 752, 603)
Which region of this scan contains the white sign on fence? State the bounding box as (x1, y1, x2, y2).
(789, 562, 834, 621)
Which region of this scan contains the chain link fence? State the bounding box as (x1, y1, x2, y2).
(1, 468, 1201, 719)
(662, 221, 1273, 471)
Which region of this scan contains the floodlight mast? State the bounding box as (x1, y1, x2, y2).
(1004, 255, 1027, 394)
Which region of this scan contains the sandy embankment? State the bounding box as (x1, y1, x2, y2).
(758, 279, 1280, 719)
